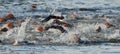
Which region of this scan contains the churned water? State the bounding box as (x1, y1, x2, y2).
(0, 0, 120, 54)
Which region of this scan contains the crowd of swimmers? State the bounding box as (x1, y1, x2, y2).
(0, 4, 116, 45)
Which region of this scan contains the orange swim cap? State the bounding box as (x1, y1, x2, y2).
(6, 22, 14, 29)
(6, 13, 15, 19)
(35, 26, 44, 32)
(104, 21, 110, 28)
(31, 5, 37, 8)
(0, 18, 6, 23)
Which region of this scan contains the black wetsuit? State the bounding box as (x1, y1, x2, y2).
(45, 25, 67, 33)
(53, 20, 72, 27)
(42, 15, 64, 22)
(1, 28, 8, 32)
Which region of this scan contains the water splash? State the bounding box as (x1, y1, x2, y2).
(16, 17, 31, 41)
